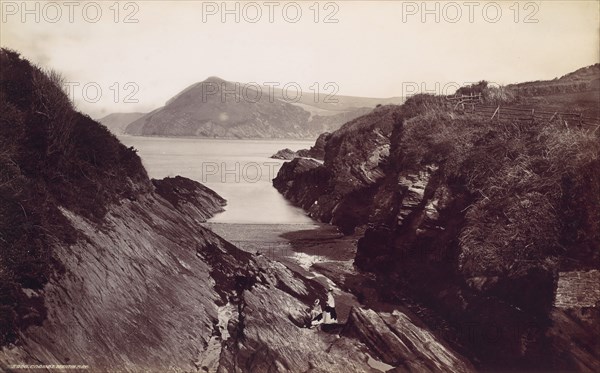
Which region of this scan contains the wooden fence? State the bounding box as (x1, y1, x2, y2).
(446, 94, 483, 110)
(447, 94, 600, 134)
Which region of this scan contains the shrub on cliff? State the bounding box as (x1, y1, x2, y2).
(456, 80, 488, 96)
(396, 100, 600, 312)
(0, 49, 149, 345)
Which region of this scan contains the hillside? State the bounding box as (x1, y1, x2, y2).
(98, 112, 146, 135)
(274, 75, 600, 370)
(125, 77, 401, 139)
(506, 63, 600, 117)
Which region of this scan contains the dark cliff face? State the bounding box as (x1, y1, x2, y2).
(305, 131, 331, 160)
(273, 92, 600, 370)
(274, 105, 404, 233)
(270, 132, 333, 161)
(0, 48, 152, 346)
(0, 49, 242, 355)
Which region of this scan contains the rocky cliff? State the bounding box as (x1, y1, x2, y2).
(1, 49, 476, 372)
(274, 88, 600, 370)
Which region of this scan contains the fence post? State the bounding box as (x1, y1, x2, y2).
(491, 106, 499, 120)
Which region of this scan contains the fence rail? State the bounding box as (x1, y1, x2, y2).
(446, 94, 483, 110)
(449, 95, 600, 134)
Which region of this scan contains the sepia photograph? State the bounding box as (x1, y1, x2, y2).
(0, 1, 599, 372)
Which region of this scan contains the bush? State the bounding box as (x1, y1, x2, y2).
(395, 96, 600, 280)
(456, 80, 488, 96)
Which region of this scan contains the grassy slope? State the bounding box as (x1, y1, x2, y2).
(397, 96, 600, 275)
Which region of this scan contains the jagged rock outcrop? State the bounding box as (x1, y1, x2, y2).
(304, 132, 331, 160)
(272, 158, 330, 218)
(274, 105, 402, 233)
(343, 307, 474, 372)
(273, 90, 600, 370)
(1, 192, 244, 371)
(270, 148, 298, 160)
(152, 175, 226, 221)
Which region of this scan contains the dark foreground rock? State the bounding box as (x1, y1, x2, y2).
(343, 307, 474, 372)
(273, 92, 600, 370)
(305, 132, 331, 160)
(270, 148, 298, 160)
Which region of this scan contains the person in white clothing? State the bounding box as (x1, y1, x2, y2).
(322, 288, 337, 324)
(309, 299, 323, 327)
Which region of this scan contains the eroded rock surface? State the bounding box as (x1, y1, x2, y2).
(344, 307, 474, 373)
(273, 94, 600, 370)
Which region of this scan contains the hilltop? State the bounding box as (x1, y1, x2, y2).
(507, 63, 600, 117)
(125, 76, 402, 139)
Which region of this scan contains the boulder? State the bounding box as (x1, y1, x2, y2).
(271, 148, 299, 160)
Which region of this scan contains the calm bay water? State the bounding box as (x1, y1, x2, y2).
(118, 136, 316, 224)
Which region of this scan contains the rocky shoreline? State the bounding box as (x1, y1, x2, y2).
(272, 95, 600, 370)
(204, 221, 476, 372)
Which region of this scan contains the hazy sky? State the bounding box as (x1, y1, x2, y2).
(1, 0, 599, 118)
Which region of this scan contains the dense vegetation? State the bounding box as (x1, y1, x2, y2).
(396, 92, 600, 273)
(0, 49, 149, 345)
(275, 82, 600, 369)
(389, 91, 599, 368)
